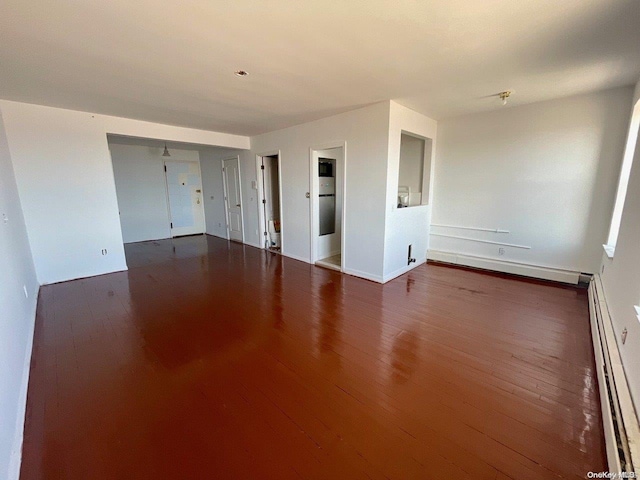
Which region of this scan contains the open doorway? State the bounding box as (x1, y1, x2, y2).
(222, 156, 244, 243)
(310, 145, 345, 271)
(257, 152, 282, 253)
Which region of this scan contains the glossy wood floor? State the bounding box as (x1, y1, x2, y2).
(21, 235, 605, 479)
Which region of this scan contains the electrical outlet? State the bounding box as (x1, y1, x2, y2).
(218, 222, 222, 228)
(622, 328, 628, 345)
(101, 248, 108, 256)
(2, 213, 7, 224)
(498, 247, 505, 256)
(23, 285, 28, 298)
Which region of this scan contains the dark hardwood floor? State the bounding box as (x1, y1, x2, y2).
(21, 235, 605, 479)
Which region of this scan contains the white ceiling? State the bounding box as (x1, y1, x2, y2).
(1, 0, 639, 136)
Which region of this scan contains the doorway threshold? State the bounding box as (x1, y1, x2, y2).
(316, 254, 341, 271)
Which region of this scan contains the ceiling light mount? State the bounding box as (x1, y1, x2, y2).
(162, 143, 171, 157)
(499, 91, 512, 106)
(234, 70, 248, 77)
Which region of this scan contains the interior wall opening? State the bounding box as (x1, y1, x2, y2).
(397, 132, 433, 208)
(258, 154, 281, 252)
(221, 156, 244, 243)
(108, 135, 206, 249)
(311, 146, 345, 271)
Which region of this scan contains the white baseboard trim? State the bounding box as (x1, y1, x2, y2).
(281, 251, 310, 264)
(8, 285, 39, 480)
(205, 232, 229, 241)
(342, 268, 384, 283)
(43, 267, 128, 286)
(243, 241, 263, 250)
(382, 258, 427, 283)
(427, 249, 580, 284)
(589, 275, 639, 473)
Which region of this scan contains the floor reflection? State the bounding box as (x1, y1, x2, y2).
(391, 328, 419, 384)
(23, 235, 606, 479)
(318, 276, 343, 353)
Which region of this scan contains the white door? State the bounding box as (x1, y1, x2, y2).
(164, 160, 205, 237)
(223, 157, 243, 242)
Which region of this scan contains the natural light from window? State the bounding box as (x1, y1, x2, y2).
(606, 99, 640, 253)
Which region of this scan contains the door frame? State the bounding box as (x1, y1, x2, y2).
(163, 158, 206, 238)
(309, 141, 347, 271)
(255, 150, 283, 253)
(221, 156, 245, 243)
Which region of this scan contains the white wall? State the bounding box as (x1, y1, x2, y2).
(384, 102, 437, 281)
(110, 144, 200, 243)
(246, 101, 437, 282)
(431, 87, 633, 281)
(1, 101, 128, 284)
(601, 78, 640, 409)
(250, 102, 391, 279)
(0, 112, 38, 480)
(0, 100, 251, 284)
(200, 148, 246, 239)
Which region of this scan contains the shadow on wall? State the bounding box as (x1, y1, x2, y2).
(581, 90, 635, 272)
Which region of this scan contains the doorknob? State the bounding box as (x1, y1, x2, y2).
(305, 192, 310, 199)
(236, 204, 241, 207)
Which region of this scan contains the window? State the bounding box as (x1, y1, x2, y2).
(397, 132, 432, 208)
(607, 99, 640, 252)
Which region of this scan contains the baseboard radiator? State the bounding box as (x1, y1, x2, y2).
(589, 274, 640, 473)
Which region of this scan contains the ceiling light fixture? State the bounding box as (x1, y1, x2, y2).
(234, 70, 248, 77)
(499, 91, 512, 106)
(162, 143, 171, 157)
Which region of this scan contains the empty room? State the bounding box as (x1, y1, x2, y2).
(2, 1, 640, 479)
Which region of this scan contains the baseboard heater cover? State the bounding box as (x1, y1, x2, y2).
(589, 274, 639, 474)
(427, 249, 581, 284)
